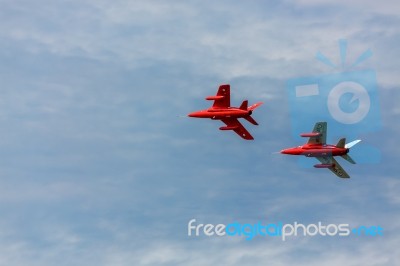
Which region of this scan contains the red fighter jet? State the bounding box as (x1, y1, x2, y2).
(280, 122, 361, 178)
(188, 84, 263, 140)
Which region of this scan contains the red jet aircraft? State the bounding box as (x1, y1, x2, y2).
(280, 122, 361, 178)
(188, 84, 263, 140)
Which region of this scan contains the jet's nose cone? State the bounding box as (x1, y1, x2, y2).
(188, 112, 197, 117)
(280, 148, 293, 154)
(280, 149, 288, 154)
(188, 111, 203, 118)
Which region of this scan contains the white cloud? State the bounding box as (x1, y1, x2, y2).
(2, 0, 395, 81)
(99, 236, 398, 266)
(0, 1, 398, 265)
(289, 0, 400, 15)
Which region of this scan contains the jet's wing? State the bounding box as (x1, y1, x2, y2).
(205, 84, 230, 108)
(316, 156, 350, 178)
(307, 122, 327, 145)
(221, 118, 253, 140)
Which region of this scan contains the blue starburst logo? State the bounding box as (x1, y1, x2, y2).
(286, 39, 381, 166)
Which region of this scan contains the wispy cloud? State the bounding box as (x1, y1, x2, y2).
(0, 0, 398, 265)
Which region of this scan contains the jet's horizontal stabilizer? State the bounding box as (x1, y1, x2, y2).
(239, 100, 248, 110)
(341, 154, 356, 164)
(336, 138, 346, 148)
(244, 116, 258, 125)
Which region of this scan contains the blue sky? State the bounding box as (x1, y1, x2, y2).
(0, 0, 399, 265)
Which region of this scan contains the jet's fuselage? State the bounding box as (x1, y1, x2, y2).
(188, 107, 251, 119)
(281, 144, 349, 157)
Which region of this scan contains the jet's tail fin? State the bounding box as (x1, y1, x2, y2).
(242, 101, 262, 125)
(336, 138, 346, 148)
(342, 154, 356, 164)
(340, 139, 361, 164)
(239, 100, 248, 110)
(248, 102, 263, 111)
(345, 139, 361, 149)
